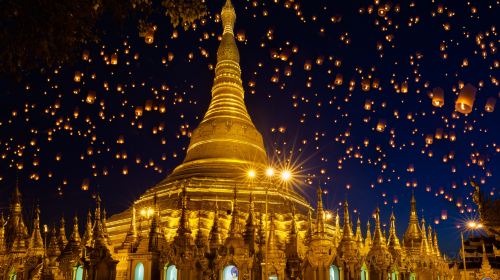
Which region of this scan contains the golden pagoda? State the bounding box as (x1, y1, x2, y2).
(0, 1, 454, 280)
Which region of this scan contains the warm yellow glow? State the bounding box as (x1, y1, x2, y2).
(247, 169, 256, 179)
(265, 167, 275, 177)
(281, 170, 292, 181)
(466, 220, 482, 229)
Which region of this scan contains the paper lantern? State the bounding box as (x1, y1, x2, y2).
(431, 87, 445, 107)
(82, 50, 90, 61)
(86, 91, 96, 104)
(364, 99, 372, 110)
(111, 53, 118, 65)
(455, 83, 477, 114)
(335, 74, 343, 85)
(485, 97, 496, 112)
(376, 119, 386, 132)
(425, 134, 433, 145)
(361, 79, 371, 92)
(74, 71, 82, 82)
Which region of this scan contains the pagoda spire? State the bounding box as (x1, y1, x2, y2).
(267, 212, 278, 251)
(121, 205, 137, 250)
(365, 219, 372, 248)
(420, 217, 430, 255)
(168, 0, 267, 180)
(149, 193, 164, 252)
(427, 225, 435, 255)
(47, 226, 60, 264)
(433, 230, 441, 257)
(335, 209, 340, 239)
(372, 208, 385, 247)
(305, 209, 313, 245)
(243, 193, 256, 254)
(229, 187, 241, 237)
(342, 201, 353, 239)
(355, 215, 364, 247)
(69, 215, 81, 243)
(58, 215, 68, 250)
(177, 187, 192, 237)
(480, 239, 492, 272)
(209, 200, 222, 250)
(195, 210, 207, 250)
(404, 191, 422, 253)
(82, 210, 93, 247)
(387, 211, 401, 250)
(28, 205, 44, 254)
(315, 185, 326, 235)
(0, 213, 5, 254)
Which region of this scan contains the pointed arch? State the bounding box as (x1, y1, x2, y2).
(75, 265, 84, 280)
(361, 263, 369, 280)
(165, 264, 177, 280)
(223, 265, 238, 280)
(134, 262, 144, 280)
(329, 264, 340, 280)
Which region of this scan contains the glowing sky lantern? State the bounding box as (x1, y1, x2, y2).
(431, 87, 445, 107)
(111, 53, 118, 65)
(455, 83, 477, 114)
(484, 97, 496, 112)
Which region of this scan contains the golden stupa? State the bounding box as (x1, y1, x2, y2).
(106, 0, 312, 250)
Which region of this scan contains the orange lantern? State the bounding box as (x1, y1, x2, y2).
(111, 53, 118, 65)
(485, 97, 496, 112)
(431, 87, 445, 107)
(376, 119, 386, 132)
(86, 91, 96, 104)
(455, 83, 477, 114)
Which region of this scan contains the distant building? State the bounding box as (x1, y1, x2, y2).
(450, 235, 499, 279)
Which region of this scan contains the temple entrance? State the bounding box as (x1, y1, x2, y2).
(223, 265, 238, 280)
(165, 264, 177, 280)
(134, 262, 144, 280)
(75, 265, 84, 280)
(329, 265, 340, 280)
(361, 265, 368, 280)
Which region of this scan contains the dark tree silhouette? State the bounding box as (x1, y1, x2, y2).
(0, 0, 206, 75)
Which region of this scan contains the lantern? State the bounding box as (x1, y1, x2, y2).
(82, 178, 89, 191)
(401, 81, 408, 93)
(335, 74, 343, 85)
(135, 106, 144, 117)
(82, 50, 90, 61)
(304, 60, 312, 71)
(441, 210, 448, 220)
(74, 71, 82, 82)
(425, 134, 433, 145)
(431, 87, 445, 107)
(455, 83, 477, 114)
(86, 91, 96, 104)
(364, 99, 372, 110)
(144, 25, 156, 44)
(110, 53, 118, 65)
(361, 78, 371, 92)
(485, 97, 496, 112)
(376, 119, 386, 132)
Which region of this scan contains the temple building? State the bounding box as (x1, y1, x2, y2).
(0, 1, 453, 279)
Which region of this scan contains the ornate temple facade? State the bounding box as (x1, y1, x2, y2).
(0, 1, 453, 279)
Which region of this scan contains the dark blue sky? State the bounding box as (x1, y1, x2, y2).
(0, 0, 498, 257)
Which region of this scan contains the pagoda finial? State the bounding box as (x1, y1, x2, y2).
(177, 186, 191, 236)
(433, 230, 440, 257)
(28, 204, 44, 254)
(0, 212, 5, 254)
(388, 211, 401, 250)
(209, 201, 222, 249)
(58, 215, 68, 250)
(372, 208, 385, 246)
(316, 185, 325, 235)
(70, 215, 81, 243)
(355, 215, 363, 243)
(342, 200, 353, 238)
(365, 219, 372, 248)
(167, 0, 267, 180)
(229, 186, 241, 237)
(221, 0, 236, 35)
(244, 193, 256, 252)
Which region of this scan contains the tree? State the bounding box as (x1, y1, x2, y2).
(0, 0, 206, 75)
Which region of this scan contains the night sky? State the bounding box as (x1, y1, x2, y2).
(0, 0, 499, 257)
